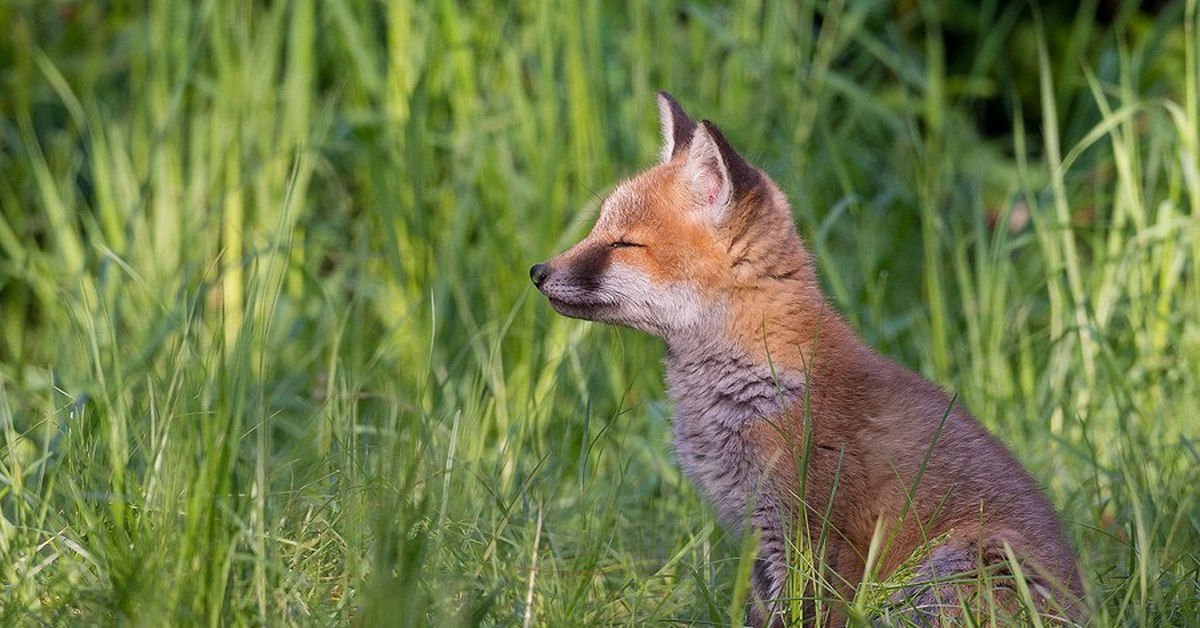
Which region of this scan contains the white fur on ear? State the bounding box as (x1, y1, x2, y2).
(657, 95, 678, 163)
(684, 123, 733, 222)
(657, 92, 696, 163)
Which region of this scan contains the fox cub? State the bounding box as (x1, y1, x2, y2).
(531, 93, 1084, 626)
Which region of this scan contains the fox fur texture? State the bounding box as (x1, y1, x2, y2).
(531, 93, 1085, 626)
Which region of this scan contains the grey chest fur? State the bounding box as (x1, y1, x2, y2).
(664, 345, 805, 526)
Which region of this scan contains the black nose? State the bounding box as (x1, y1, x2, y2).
(529, 263, 550, 287)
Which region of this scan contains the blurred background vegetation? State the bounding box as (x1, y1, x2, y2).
(1, 0, 1197, 625)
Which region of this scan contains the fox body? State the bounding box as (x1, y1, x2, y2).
(531, 93, 1083, 625)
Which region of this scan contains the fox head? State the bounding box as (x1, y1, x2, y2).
(531, 93, 817, 346)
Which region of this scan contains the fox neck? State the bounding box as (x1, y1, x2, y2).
(664, 254, 835, 380)
(662, 285, 822, 427)
(664, 331, 807, 429)
(719, 203, 836, 371)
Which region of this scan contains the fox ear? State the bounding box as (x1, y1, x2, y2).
(657, 92, 697, 163)
(684, 120, 760, 223)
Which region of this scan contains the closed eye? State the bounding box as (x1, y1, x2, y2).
(610, 240, 644, 249)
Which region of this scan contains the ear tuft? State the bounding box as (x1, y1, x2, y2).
(684, 123, 731, 210)
(657, 91, 698, 163)
(683, 120, 762, 224)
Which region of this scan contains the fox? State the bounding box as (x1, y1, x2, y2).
(530, 93, 1085, 626)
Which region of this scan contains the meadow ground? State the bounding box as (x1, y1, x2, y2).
(1, 1, 1198, 625)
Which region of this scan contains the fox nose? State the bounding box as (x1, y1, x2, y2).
(529, 263, 550, 287)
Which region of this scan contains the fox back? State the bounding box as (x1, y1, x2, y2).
(531, 93, 1084, 626)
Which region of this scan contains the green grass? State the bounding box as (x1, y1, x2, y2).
(1, 0, 1198, 625)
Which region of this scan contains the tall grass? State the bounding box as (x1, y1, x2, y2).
(1, 1, 1197, 625)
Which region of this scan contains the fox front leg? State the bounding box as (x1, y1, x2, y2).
(747, 528, 856, 628)
(746, 527, 789, 628)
